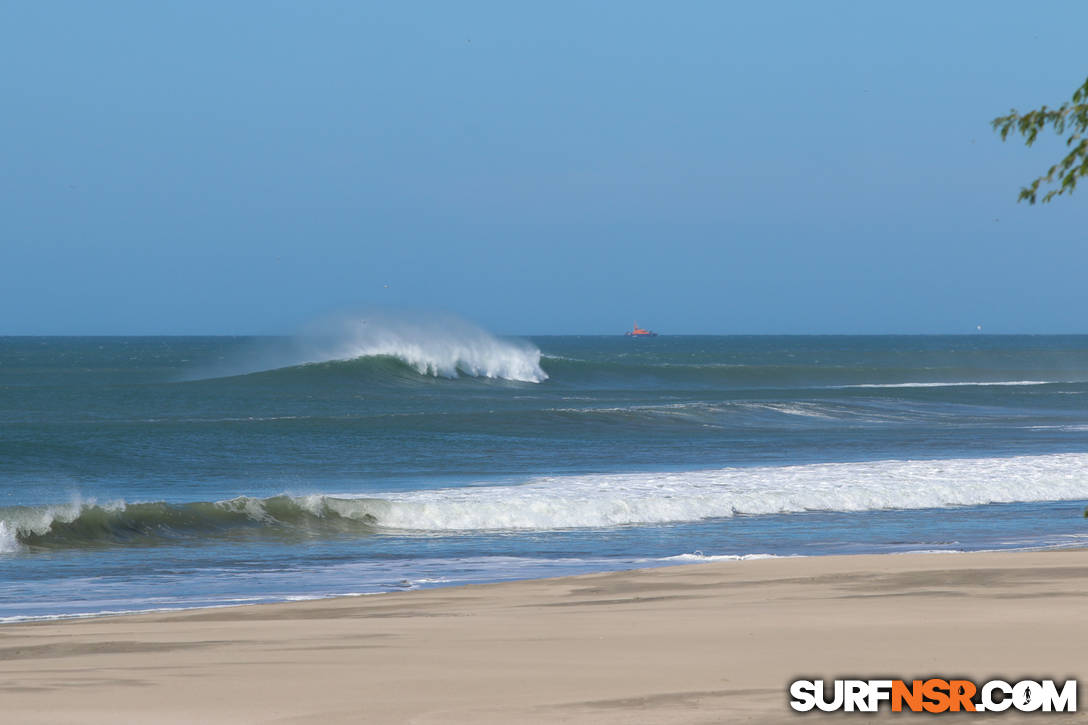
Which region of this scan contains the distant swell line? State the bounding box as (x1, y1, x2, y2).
(832, 380, 1065, 389)
(536, 358, 1084, 389)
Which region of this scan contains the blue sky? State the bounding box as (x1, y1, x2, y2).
(1, 1, 1085, 334)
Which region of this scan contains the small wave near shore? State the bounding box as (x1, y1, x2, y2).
(4, 453, 1087, 552)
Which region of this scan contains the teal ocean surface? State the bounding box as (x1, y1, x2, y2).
(3, 324, 1088, 620)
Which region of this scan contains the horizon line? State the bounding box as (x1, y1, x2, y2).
(3, 332, 1087, 338)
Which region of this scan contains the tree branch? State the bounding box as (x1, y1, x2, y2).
(993, 77, 1088, 203)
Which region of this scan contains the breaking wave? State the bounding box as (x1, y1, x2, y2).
(194, 312, 547, 383)
(0, 496, 383, 552)
(353, 453, 1088, 530)
(4, 453, 1087, 551)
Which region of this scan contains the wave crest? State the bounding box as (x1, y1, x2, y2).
(4, 453, 1087, 551)
(198, 313, 547, 383)
(0, 496, 385, 551)
(321, 316, 546, 382)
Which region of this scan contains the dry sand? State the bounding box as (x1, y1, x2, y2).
(1, 549, 1086, 724)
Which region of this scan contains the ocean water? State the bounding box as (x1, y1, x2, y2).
(3, 322, 1088, 621)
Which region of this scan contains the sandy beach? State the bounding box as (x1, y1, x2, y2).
(1, 549, 1085, 724)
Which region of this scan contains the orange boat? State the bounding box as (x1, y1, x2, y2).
(624, 322, 658, 337)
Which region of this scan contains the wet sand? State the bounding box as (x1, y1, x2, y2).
(1, 550, 1085, 723)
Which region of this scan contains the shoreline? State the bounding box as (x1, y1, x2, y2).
(2, 548, 1086, 723)
(1, 543, 1078, 626)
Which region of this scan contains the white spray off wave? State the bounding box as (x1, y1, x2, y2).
(209, 311, 548, 383)
(0, 498, 109, 553)
(0, 521, 18, 554)
(309, 313, 546, 382)
(341, 453, 1088, 531)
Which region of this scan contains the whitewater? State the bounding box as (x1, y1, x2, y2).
(4, 453, 1087, 553)
(2, 331, 1088, 620)
(192, 313, 548, 382)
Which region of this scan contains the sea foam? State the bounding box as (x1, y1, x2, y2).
(363, 453, 1088, 531)
(4, 454, 1086, 548)
(0, 521, 19, 554)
